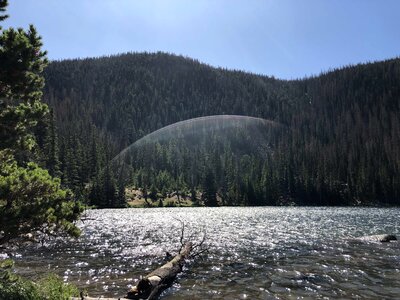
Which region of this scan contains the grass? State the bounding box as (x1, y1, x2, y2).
(0, 259, 79, 300)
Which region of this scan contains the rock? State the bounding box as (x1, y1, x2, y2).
(357, 234, 397, 243)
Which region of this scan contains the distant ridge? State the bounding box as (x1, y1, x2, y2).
(42, 52, 400, 205)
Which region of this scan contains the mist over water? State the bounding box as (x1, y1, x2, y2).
(11, 207, 400, 299)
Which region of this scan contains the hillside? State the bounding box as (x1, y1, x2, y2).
(40, 52, 400, 206)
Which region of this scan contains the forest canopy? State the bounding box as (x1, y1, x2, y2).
(42, 52, 400, 207)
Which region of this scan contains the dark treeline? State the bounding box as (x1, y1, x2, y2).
(112, 118, 284, 207)
(39, 52, 399, 206)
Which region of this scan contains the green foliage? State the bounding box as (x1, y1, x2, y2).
(0, 1, 82, 245)
(37, 274, 79, 300)
(0, 151, 82, 244)
(0, 259, 39, 300)
(0, 22, 48, 157)
(35, 110, 61, 178)
(43, 53, 400, 206)
(0, 1, 8, 23)
(0, 0, 48, 157)
(201, 166, 218, 207)
(88, 162, 125, 208)
(0, 259, 79, 300)
(0, 277, 39, 300)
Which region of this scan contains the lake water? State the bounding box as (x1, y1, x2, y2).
(11, 207, 400, 299)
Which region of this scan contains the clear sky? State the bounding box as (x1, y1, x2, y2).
(3, 0, 400, 79)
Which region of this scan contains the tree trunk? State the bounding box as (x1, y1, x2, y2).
(126, 242, 192, 299)
(71, 242, 194, 300)
(72, 297, 119, 300)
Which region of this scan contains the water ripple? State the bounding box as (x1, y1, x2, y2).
(11, 207, 400, 299)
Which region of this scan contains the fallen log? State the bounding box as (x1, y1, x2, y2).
(72, 222, 207, 300)
(126, 241, 192, 300)
(71, 242, 193, 300)
(72, 297, 119, 300)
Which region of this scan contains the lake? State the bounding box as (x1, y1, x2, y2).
(11, 207, 400, 299)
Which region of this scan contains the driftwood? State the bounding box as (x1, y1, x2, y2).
(72, 297, 119, 300)
(72, 222, 208, 300)
(72, 243, 193, 300)
(125, 220, 208, 299)
(126, 241, 192, 299)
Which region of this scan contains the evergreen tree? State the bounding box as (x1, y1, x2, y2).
(104, 162, 117, 207)
(88, 162, 118, 208)
(116, 180, 126, 208)
(40, 41, 400, 206)
(0, 1, 82, 245)
(43, 110, 61, 177)
(201, 166, 218, 207)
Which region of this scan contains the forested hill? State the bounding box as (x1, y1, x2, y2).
(41, 52, 400, 205)
(44, 52, 289, 149)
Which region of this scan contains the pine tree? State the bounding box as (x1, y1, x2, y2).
(43, 110, 61, 178)
(0, 1, 82, 245)
(201, 166, 218, 206)
(104, 162, 117, 207)
(88, 162, 118, 208)
(116, 180, 126, 208)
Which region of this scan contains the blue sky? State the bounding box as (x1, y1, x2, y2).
(3, 0, 400, 79)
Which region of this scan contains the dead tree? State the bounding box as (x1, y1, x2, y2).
(126, 221, 208, 299)
(126, 241, 192, 300)
(73, 221, 208, 300)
